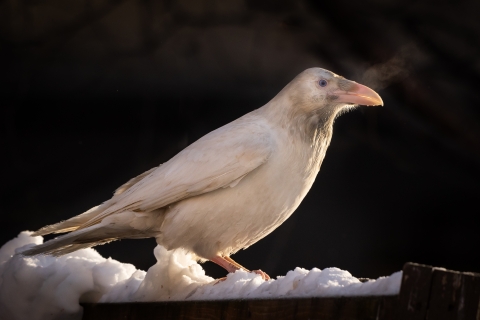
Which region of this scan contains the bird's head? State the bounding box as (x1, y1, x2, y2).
(272, 68, 383, 120)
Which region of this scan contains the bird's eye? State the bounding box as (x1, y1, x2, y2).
(319, 79, 328, 87)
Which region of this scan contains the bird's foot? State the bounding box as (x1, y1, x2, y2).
(210, 255, 270, 281)
(252, 269, 270, 280)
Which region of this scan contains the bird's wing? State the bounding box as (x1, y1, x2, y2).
(78, 118, 274, 229)
(114, 167, 158, 196)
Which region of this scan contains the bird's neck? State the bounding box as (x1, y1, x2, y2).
(262, 97, 339, 140)
(261, 99, 339, 172)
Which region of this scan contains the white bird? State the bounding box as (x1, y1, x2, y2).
(23, 68, 383, 280)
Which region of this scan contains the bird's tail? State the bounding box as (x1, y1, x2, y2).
(31, 166, 161, 237)
(31, 205, 105, 237)
(21, 224, 118, 256)
(22, 210, 164, 256)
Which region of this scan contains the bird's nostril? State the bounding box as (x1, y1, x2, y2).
(326, 95, 339, 102)
(337, 79, 354, 91)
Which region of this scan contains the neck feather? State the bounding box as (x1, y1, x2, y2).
(261, 100, 344, 172)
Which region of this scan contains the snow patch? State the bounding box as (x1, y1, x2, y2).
(0, 232, 402, 320)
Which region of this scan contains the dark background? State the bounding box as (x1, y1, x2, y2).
(1, 0, 479, 280)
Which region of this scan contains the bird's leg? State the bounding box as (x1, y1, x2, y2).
(210, 255, 270, 280)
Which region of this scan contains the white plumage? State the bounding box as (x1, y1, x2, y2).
(23, 68, 383, 279)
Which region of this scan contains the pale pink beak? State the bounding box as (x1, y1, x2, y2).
(333, 83, 383, 106)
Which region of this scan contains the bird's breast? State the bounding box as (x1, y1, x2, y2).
(158, 133, 325, 259)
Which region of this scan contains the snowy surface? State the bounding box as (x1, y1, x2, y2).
(0, 232, 402, 320)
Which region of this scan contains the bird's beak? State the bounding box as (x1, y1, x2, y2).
(333, 83, 383, 106)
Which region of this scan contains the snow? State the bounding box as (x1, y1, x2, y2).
(0, 232, 402, 320)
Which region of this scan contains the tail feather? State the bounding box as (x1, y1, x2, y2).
(25, 208, 165, 256)
(34, 240, 115, 257)
(22, 215, 159, 257)
(31, 205, 104, 236)
(21, 225, 116, 256)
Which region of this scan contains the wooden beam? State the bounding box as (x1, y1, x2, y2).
(82, 296, 398, 320)
(427, 269, 480, 320)
(397, 262, 435, 320)
(82, 262, 480, 320)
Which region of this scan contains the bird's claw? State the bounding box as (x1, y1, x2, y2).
(253, 269, 270, 280)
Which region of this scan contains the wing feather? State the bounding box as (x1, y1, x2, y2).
(78, 117, 274, 229)
(114, 167, 158, 196)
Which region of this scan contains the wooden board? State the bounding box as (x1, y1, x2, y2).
(397, 262, 435, 320)
(427, 269, 480, 320)
(82, 296, 398, 320)
(82, 262, 480, 320)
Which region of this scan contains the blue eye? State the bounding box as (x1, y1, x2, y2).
(319, 79, 328, 87)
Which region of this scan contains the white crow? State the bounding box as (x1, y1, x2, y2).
(23, 68, 383, 280)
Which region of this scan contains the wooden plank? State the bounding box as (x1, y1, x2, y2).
(82, 262, 480, 320)
(426, 268, 480, 320)
(82, 296, 398, 320)
(397, 262, 435, 320)
(460, 273, 480, 320)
